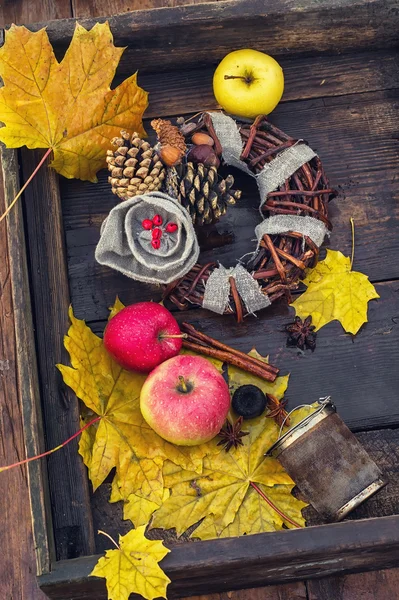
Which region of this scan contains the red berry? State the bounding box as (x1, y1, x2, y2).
(166, 222, 178, 233)
(152, 228, 162, 240)
(151, 239, 161, 249)
(142, 219, 153, 230)
(153, 214, 163, 226)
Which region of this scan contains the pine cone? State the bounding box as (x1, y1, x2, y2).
(151, 119, 186, 154)
(166, 162, 242, 226)
(106, 130, 165, 199)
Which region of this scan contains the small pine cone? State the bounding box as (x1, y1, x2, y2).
(151, 119, 187, 154)
(107, 131, 166, 200)
(166, 162, 241, 226)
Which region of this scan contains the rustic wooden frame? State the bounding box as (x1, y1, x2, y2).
(2, 1, 399, 598)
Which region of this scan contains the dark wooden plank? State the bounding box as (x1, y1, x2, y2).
(61, 86, 399, 322)
(0, 0, 70, 26)
(72, 0, 217, 18)
(0, 147, 54, 576)
(39, 515, 399, 599)
(182, 583, 307, 600)
(136, 50, 399, 119)
(0, 157, 48, 600)
(21, 0, 399, 72)
(307, 568, 399, 600)
(21, 148, 96, 561)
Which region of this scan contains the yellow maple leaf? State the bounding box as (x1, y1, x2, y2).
(57, 307, 209, 511)
(151, 410, 310, 539)
(90, 526, 170, 600)
(0, 23, 148, 182)
(291, 249, 379, 334)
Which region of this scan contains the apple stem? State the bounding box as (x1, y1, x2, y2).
(224, 74, 254, 84)
(0, 415, 101, 474)
(178, 376, 188, 393)
(159, 333, 188, 340)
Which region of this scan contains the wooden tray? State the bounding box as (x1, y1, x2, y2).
(2, 1, 399, 598)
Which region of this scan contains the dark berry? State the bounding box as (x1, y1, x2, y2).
(232, 385, 267, 419)
(166, 222, 178, 233)
(142, 219, 153, 230)
(152, 228, 162, 240)
(153, 214, 163, 226)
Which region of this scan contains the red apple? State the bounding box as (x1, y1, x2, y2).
(104, 302, 183, 373)
(140, 354, 231, 445)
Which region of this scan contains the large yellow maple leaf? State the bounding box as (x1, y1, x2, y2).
(90, 526, 170, 600)
(151, 411, 309, 539)
(291, 250, 379, 334)
(57, 307, 208, 511)
(0, 23, 148, 181)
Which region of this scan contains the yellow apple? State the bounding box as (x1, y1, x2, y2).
(213, 49, 284, 119)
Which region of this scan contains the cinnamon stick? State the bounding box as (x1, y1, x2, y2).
(181, 322, 279, 376)
(182, 340, 277, 382)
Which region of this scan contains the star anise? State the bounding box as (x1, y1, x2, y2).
(266, 394, 290, 428)
(217, 417, 249, 452)
(285, 315, 317, 351)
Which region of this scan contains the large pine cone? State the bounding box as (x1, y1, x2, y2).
(107, 131, 165, 199)
(166, 162, 242, 226)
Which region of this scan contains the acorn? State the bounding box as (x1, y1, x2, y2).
(192, 132, 214, 146)
(159, 144, 184, 167)
(187, 144, 220, 168)
(232, 385, 267, 420)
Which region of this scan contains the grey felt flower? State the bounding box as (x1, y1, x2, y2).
(95, 191, 199, 285)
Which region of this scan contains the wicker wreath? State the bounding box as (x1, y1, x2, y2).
(162, 114, 336, 322)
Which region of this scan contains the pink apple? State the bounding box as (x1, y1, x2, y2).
(103, 302, 183, 373)
(140, 354, 231, 445)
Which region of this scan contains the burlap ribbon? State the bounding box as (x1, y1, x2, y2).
(255, 215, 329, 249)
(208, 112, 317, 208)
(203, 264, 271, 315)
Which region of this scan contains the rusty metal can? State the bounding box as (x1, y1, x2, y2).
(266, 399, 386, 521)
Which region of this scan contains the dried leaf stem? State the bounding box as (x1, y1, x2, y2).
(350, 217, 355, 268)
(0, 415, 101, 473)
(250, 481, 302, 528)
(0, 147, 53, 223)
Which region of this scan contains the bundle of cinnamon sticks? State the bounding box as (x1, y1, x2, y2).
(181, 322, 279, 383)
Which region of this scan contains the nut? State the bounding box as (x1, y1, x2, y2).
(187, 144, 220, 168)
(159, 144, 183, 167)
(192, 132, 214, 146)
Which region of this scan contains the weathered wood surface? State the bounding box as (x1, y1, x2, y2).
(0, 0, 69, 25)
(1, 147, 54, 576)
(135, 50, 399, 118)
(21, 149, 95, 561)
(307, 569, 399, 599)
(0, 158, 48, 600)
(72, 0, 217, 17)
(19, 0, 399, 72)
(2, 0, 399, 599)
(0, 0, 74, 596)
(39, 515, 399, 598)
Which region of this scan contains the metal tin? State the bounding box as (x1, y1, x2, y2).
(266, 399, 386, 521)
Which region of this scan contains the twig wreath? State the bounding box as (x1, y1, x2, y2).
(98, 112, 336, 322)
